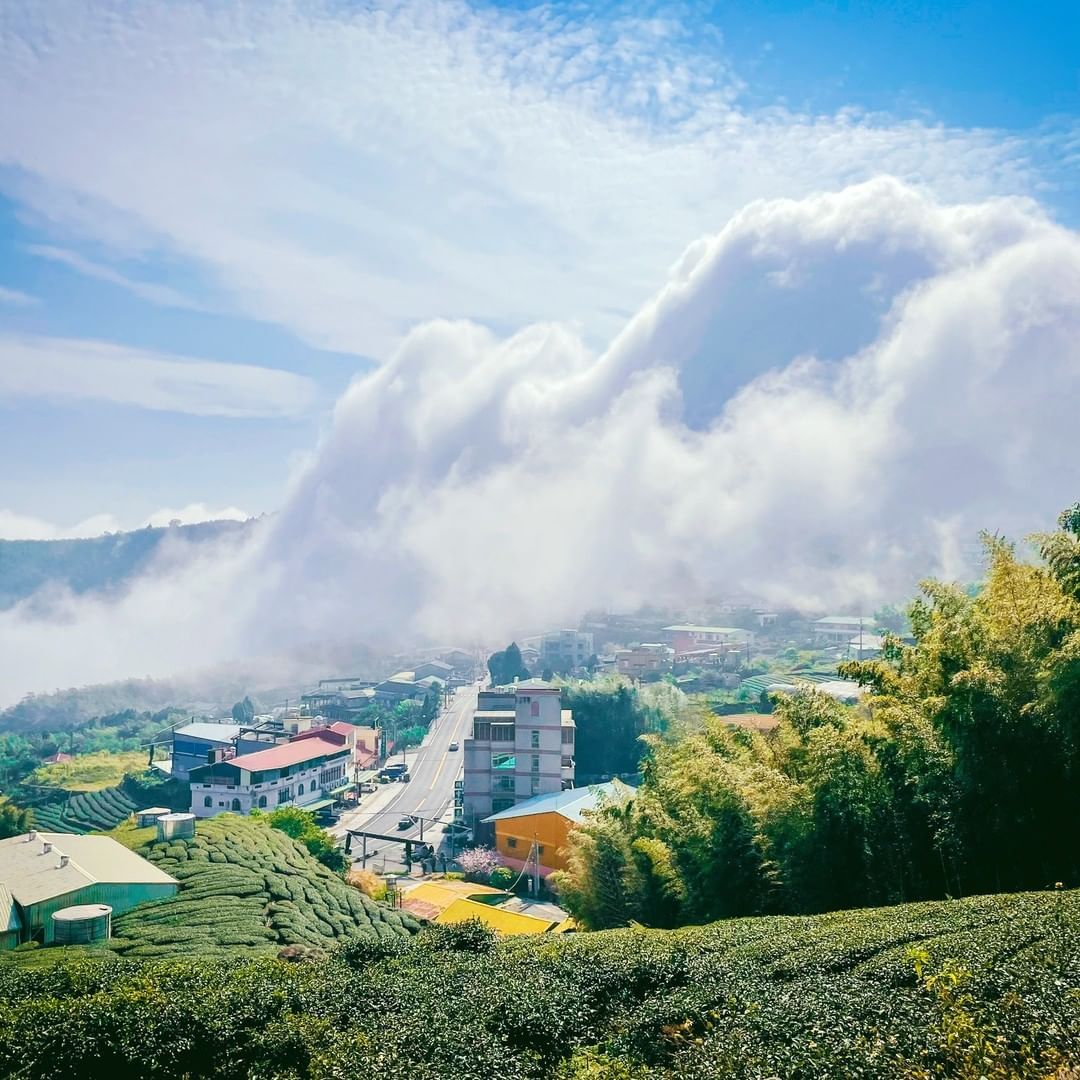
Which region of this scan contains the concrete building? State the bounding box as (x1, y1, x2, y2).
(663, 624, 754, 657)
(462, 680, 575, 834)
(615, 643, 673, 679)
(0, 832, 178, 947)
(540, 630, 594, 671)
(484, 781, 635, 879)
(188, 735, 352, 818)
(813, 615, 876, 644)
(169, 720, 296, 781)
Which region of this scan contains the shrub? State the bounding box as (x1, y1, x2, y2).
(489, 866, 515, 889)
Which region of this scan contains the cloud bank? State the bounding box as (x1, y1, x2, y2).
(2, 179, 1078, 705)
(0, 505, 250, 541)
(0, 0, 1046, 359)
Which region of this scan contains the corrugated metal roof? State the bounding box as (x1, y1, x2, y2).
(0, 884, 22, 933)
(483, 781, 635, 824)
(0, 833, 177, 907)
(174, 722, 242, 743)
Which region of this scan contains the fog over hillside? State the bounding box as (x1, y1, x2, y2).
(1, 179, 1079, 706)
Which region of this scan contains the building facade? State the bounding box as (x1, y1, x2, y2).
(813, 615, 876, 644)
(188, 735, 352, 818)
(462, 680, 575, 834)
(0, 832, 178, 947)
(484, 781, 635, 879)
(615, 643, 673, 679)
(663, 624, 754, 657)
(540, 630, 594, 671)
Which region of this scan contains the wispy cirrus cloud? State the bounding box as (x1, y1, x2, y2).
(0, 334, 316, 418)
(0, 285, 36, 306)
(25, 244, 199, 310)
(0, 0, 1049, 359)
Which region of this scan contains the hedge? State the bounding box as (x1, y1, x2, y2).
(0, 888, 1075, 1078)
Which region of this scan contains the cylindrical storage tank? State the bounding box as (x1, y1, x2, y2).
(136, 807, 171, 828)
(156, 812, 196, 841)
(52, 904, 112, 945)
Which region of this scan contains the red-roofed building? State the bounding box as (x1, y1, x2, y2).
(188, 734, 351, 818)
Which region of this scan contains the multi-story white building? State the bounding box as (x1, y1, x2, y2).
(540, 630, 594, 670)
(188, 733, 352, 818)
(462, 680, 575, 834)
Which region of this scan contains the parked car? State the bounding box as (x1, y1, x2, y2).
(448, 741, 459, 751)
(359, 782, 378, 794)
(397, 816, 413, 830)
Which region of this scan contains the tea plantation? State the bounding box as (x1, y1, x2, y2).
(25, 783, 138, 833)
(109, 814, 418, 957)
(0, 887, 1075, 1078)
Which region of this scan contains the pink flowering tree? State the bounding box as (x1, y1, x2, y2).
(457, 845, 502, 882)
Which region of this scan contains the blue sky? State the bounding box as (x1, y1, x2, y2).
(0, 0, 1077, 537)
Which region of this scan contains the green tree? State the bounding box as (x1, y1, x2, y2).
(231, 696, 255, 725)
(486, 642, 530, 687)
(0, 798, 31, 840)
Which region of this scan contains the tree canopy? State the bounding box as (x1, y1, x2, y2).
(556, 511, 1080, 929)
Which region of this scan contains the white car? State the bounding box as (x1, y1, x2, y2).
(448, 741, 459, 751)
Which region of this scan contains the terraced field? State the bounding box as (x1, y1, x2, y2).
(110, 814, 418, 958)
(27, 785, 138, 833)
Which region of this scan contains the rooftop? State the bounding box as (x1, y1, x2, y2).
(816, 615, 875, 625)
(0, 833, 178, 907)
(662, 624, 748, 635)
(514, 678, 560, 692)
(205, 736, 348, 774)
(483, 780, 634, 825)
(434, 897, 556, 935)
(174, 722, 242, 743)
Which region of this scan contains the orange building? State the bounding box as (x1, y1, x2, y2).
(483, 781, 635, 878)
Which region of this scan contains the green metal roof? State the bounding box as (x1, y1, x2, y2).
(304, 798, 336, 812)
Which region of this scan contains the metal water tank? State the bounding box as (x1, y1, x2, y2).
(136, 807, 171, 828)
(156, 812, 196, 841)
(52, 904, 112, 945)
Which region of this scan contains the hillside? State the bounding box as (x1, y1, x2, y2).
(0, 518, 249, 609)
(108, 815, 419, 958)
(0, 888, 1075, 1077)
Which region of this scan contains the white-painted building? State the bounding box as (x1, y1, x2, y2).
(462, 680, 575, 833)
(188, 735, 352, 818)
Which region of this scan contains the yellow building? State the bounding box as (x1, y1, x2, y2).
(483, 781, 635, 879)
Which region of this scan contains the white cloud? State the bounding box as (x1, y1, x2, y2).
(0, 334, 316, 417)
(0, 0, 1046, 358)
(0, 285, 36, 306)
(2, 180, 1078, 705)
(0, 504, 250, 540)
(25, 245, 198, 310)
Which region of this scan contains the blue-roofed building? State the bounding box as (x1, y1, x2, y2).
(482, 781, 635, 879)
(169, 722, 243, 780)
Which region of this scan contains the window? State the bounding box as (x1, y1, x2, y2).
(507, 837, 518, 849)
(531, 754, 540, 773)
(473, 721, 490, 741)
(203, 796, 212, 807)
(492, 724, 514, 742)
(492, 753, 516, 770)
(230, 798, 241, 812)
(495, 776, 514, 792)
(561, 727, 574, 745)
(492, 798, 514, 813)
(298, 783, 305, 796)
(530, 701, 540, 717)
(218, 801, 225, 807)
(530, 730, 539, 748)
(537, 845, 545, 855)
(258, 795, 267, 808)
(531, 776, 541, 795)
(278, 788, 292, 804)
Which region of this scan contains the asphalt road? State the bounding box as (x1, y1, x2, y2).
(337, 683, 478, 867)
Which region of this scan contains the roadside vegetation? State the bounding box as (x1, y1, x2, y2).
(28, 749, 149, 791)
(0, 888, 1075, 1077)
